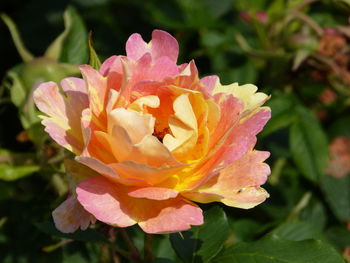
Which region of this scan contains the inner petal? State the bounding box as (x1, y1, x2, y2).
(108, 108, 155, 144)
(163, 93, 198, 159)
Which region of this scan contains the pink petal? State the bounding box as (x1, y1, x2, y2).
(127, 187, 178, 200)
(183, 150, 270, 209)
(129, 54, 179, 86)
(223, 108, 271, 164)
(76, 176, 203, 233)
(200, 75, 219, 94)
(126, 30, 179, 62)
(138, 199, 203, 234)
(52, 196, 96, 233)
(76, 176, 136, 227)
(99, 55, 118, 76)
(33, 79, 88, 154)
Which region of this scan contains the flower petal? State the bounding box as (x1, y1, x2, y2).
(127, 187, 178, 200)
(80, 65, 108, 122)
(163, 93, 198, 159)
(108, 108, 155, 144)
(126, 30, 179, 62)
(52, 196, 96, 233)
(138, 198, 203, 234)
(76, 156, 146, 186)
(212, 82, 269, 113)
(76, 176, 136, 227)
(33, 79, 88, 154)
(182, 150, 270, 209)
(110, 161, 186, 186)
(76, 176, 203, 233)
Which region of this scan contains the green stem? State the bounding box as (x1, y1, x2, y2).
(287, 192, 312, 221)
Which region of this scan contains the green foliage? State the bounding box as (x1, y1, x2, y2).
(212, 237, 344, 263)
(170, 207, 229, 263)
(290, 106, 329, 182)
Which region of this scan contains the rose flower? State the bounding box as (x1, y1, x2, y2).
(34, 30, 271, 234)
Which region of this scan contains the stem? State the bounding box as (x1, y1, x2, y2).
(118, 228, 142, 262)
(293, 0, 319, 12)
(144, 233, 154, 263)
(287, 192, 312, 221)
(292, 11, 323, 36)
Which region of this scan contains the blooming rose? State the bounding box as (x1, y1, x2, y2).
(34, 30, 271, 234)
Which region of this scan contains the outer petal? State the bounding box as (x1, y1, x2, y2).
(200, 75, 219, 94)
(33, 78, 88, 154)
(182, 150, 271, 209)
(76, 176, 203, 234)
(212, 82, 269, 113)
(178, 105, 270, 191)
(126, 30, 179, 62)
(76, 176, 136, 227)
(52, 196, 96, 233)
(129, 54, 179, 86)
(76, 156, 146, 186)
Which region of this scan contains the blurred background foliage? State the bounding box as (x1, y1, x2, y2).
(1, 0, 350, 262)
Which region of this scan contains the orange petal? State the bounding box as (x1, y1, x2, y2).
(110, 161, 186, 186)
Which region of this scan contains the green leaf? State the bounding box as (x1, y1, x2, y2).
(7, 71, 26, 107)
(321, 174, 350, 222)
(0, 164, 39, 181)
(204, 0, 232, 19)
(299, 199, 327, 230)
(327, 226, 350, 249)
(268, 221, 326, 241)
(44, 8, 72, 60)
(261, 93, 296, 136)
(0, 13, 34, 62)
(88, 32, 101, 70)
(289, 106, 328, 182)
(212, 237, 344, 263)
(229, 219, 261, 243)
(170, 206, 229, 263)
(35, 221, 109, 243)
(292, 50, 310, 71)
(60, 6, 88, 64)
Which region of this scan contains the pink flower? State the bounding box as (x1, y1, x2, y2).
(34, 30, 271, 234)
